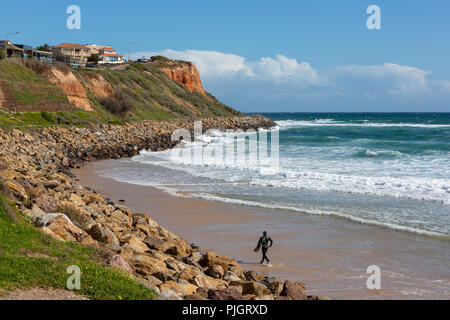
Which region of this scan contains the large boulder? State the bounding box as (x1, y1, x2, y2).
(6, 180, 28, 202)
(190, 274, 216, 291)
(179, 283, 198, 296)
(189, 251, 202, 263)
(33, 213, 70, 228)
(268, 281, 284, 296)
(244, 270, 264, 282)
(241, 281, 271, 297)
(223, 271, 241, 282)
(29, 204, 45, 219)
(132, 254, 170, 278)
(35, 195, 58, 213)
(172, 269, 198, 281)
(206, 265, 224, 279)
(165, 244, 190, 258)
(184, 293, 208, 300)
(59, 202, 95, 231)
(199, 252, 243, 277)
(159, 280, 182, 296)
(124, 234, 150, 253)
(157, 289, 182, 300)
(35, 213, 94, 244)
(87, 223, 108, 242)
(138, 278, 161, 296)
(69, 193, 85, 206)
(83, 193, 105, 205)
(143, 236, 171, 252)
(279, 281, 307, 300)
(87, 223, 119, 245)
(165, 257, 186, 272)
(208, 288, 245, 300)
(107, 254, 133, 274)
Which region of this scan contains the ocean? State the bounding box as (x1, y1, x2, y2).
(99, 113, 450, 239)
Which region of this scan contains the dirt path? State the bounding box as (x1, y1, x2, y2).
(0, 288, 89, 300)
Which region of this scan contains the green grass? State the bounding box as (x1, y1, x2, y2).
(0, 60, 46, 84)
(99, 63, 243, 120)
(0, 194, 156, 300)
(0, 60, 71, 108)
(0, 109, 123, 129)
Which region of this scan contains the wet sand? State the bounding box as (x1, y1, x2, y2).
(73, 160, 450, 300)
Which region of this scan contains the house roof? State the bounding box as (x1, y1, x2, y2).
(0, 40, 24, 51)
(53, 43, 88, 49)
(102, 46, 116, 51)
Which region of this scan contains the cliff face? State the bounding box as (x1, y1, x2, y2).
(0, 59, 73, 112)
(81, 72, 113, 98)
(38, 65, 113, 111)
(0, 59, 112, 112)
(0, 58, 241, 120)
(43, 68, 93, 111)
(153, 60, 206, 95)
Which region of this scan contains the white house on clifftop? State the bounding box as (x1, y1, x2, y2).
(98, 46, 125, 65)
(52, 43, 125, 67)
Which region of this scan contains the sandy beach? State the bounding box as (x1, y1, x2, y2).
(73, 159, 450, 300)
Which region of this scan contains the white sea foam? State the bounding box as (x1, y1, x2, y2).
(153, 191, 448, 238)
(275, 120, 450, 129)
(134, 150, 450, 205)
(112, 116, 450, 238)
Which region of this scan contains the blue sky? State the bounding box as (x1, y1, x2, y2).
(2, 0, 450, 112)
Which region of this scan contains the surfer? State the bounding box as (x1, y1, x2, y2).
(254, 231, 273, 264)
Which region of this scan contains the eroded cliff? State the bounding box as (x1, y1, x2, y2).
(0, 58, 241, 120)
(150, 58, 206, 95)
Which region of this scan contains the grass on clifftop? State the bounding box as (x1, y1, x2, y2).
(0, 60, 70, 108)
(100, 62, 243, 120)
(0, 194, 156, 300)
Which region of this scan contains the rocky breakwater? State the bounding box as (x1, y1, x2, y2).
(0, 116, 326, 300)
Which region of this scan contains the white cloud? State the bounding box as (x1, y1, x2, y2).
(131, 49, 450, 111)
(429, 80, 450, 92)
(132, 49, 319, 85)
(132, 49, 247, 78)
(331, 63, 430, 96)
(249, 55, 319, 84)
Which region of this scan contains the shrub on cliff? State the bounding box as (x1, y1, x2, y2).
(100, 87, 135, 117)
(150, 55, 171, 62)
(88, 54, 101, 64)
(40, 111, 55, 124)
(23, 59, 69, 76)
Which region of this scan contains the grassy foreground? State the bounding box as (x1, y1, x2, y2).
(0, 194, 156, 300)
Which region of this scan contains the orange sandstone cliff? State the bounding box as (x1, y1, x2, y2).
(41, 67, 113, 111)
(43, 67, 94, 111)
(150, 58, 206, 95)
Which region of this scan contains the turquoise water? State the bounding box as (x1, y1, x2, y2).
(99, 113, 450, 238)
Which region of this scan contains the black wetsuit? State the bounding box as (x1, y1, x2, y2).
(257, 235, 273, 264)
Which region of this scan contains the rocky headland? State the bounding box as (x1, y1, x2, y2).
(0, 116, 326, 300)
(150, 57, 207, 95)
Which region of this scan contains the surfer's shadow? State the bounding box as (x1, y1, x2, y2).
(237, 260, 274, 267)
(237, 260, 260, 266)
